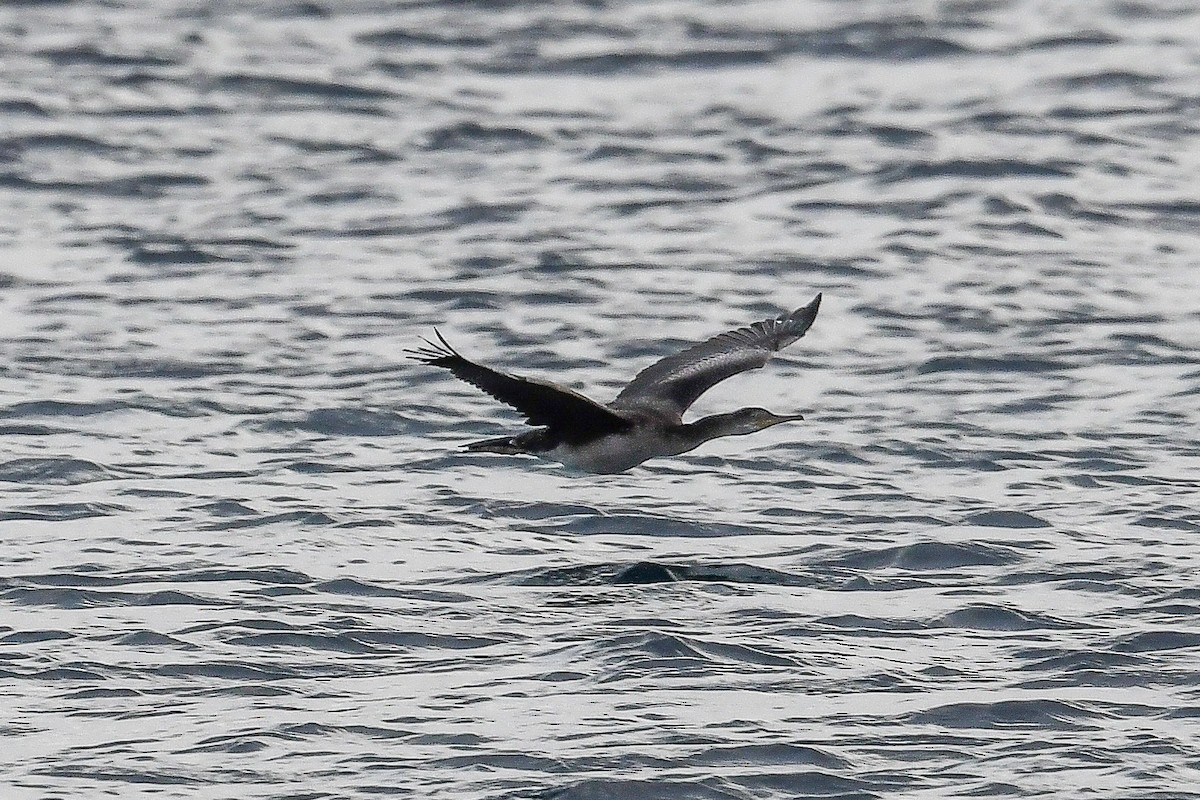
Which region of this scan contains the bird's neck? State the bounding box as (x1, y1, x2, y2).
(678, 412, 744, 447)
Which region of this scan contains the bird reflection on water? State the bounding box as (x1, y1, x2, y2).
(408, 294, 822, 473)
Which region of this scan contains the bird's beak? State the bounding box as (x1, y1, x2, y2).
(767, 413, 805, 427)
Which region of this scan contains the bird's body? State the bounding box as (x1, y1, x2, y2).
(408, 294, 821, 473)
(477, 408, 718, 473)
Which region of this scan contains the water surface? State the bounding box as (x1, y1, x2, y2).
(2, 0, 1199, 797)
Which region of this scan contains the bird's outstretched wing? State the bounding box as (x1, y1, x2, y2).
(614, 294, 821, 418)
(407, 330, 632, 439)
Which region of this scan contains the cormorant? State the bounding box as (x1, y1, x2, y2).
(408, 294, 821, 473)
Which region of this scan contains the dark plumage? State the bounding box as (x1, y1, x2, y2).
(407, 294, 821, 473)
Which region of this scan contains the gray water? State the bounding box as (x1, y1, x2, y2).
(3, 1, 1200, 798)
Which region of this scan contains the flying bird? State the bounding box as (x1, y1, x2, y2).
(407, 294, 821, 473)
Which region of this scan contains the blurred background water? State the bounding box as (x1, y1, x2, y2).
(2, 0, 1199, 797)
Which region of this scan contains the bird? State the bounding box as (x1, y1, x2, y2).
(407, 294, 821, 474)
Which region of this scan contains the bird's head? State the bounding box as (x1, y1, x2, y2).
(724, 407, 806, 435)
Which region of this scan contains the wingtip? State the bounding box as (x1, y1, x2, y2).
(772, 293, 821, 343)
(406, 327, 461, 364)
(791, 292, 821, 320)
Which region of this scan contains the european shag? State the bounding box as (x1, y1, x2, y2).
(408, 294, 821, 473)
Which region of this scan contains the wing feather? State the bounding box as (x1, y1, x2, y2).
(407, 330, 631, 440)
(614, 294, 821, 417)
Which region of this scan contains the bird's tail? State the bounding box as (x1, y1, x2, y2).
(464, 435, 526, 455)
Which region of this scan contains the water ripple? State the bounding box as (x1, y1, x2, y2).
(2, 0, 1198, 797)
